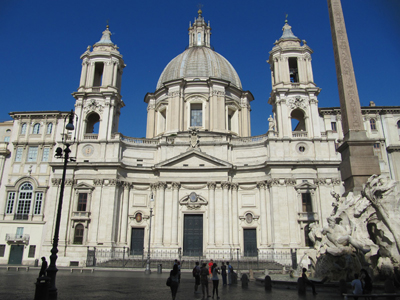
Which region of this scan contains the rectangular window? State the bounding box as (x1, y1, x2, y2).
(190, 104, 202, 127)
(331, 122, 337, 132)
(4, 136, 10, 142)
(0, 245, 5, 257)
(15, 147, 23, 162)
(34, 193, 43, 215)
(302, 192, 313, 213)
(6, 192, 16, 214)
(42, 148, 50, 162)
(28, 245, 36, 258)
(27, 147, 38, 162)
(77, 193, 87, 211)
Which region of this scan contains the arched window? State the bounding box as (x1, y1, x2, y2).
(15, 182, 33, 220)
(21, 123, 27, 134)
(46, 123, 53, 134)
(370, 119, 377, 130)
(86, 113, 100, 134)
(7, 181, 44, 219)
(74, 224, 84, 244)
(291, 109, 306, 132)
(33, 123, 40, 134)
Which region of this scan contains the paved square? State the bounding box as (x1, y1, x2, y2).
(0, 268, 343, 300)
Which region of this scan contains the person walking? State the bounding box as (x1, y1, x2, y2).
(200, 262, 211, 299)
(169, 264, 180, 300)
(351, 273, 363, 300)
(221, 262, 227, 286)
(193, 261, 201, 294)
(211, 263, 220, 299)
(302, 268, 317, 295)
(39, 256, 47, 277)
(227, 262, 233, 285)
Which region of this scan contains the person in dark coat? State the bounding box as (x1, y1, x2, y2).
(39, 257, 47, 277)
(221, 262, 227, 285)
(302, 268, 317, 295)
(169, 264, 180, 300)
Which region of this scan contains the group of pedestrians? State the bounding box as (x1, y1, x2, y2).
(169, 259, 234, 300)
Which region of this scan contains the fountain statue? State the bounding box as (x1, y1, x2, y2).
(306, 175, 400, 281)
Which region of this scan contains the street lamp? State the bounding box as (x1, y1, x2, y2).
(145, 193, 154, 274)
(47, 110, 76, 300)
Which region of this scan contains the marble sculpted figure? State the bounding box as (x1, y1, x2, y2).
(306, 175, 400, 280)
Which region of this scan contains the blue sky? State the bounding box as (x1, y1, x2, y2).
(1, 0, 399, 137)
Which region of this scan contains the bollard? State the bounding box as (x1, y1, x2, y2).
(157, 264, 162, 274)
(241, 273, 249, 288)
(264, 275, 272, 291)
(297, 277, 306, 295)
(34, 276, 50, 300)
(249, 269, 254, 281)
(232, 271, 238, 284)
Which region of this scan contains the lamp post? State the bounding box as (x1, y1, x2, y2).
(47, 110, 76, 300)
(145, 193, 154, 274)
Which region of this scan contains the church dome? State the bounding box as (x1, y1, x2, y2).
(156, 46, 242, 90)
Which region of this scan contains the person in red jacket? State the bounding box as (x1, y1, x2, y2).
(208, 259, 213, 279)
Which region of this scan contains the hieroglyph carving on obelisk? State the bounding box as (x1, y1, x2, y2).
(327, 0, 364, 136)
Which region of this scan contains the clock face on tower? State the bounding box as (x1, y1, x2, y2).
(82, 145, 94, 157)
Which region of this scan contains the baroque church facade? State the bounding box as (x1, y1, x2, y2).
(0, 11, 399, 267)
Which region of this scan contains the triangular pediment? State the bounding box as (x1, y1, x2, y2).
(295, 182, 317, 190)
(74, 182, 95, 190)
(155, 149, 232, 169)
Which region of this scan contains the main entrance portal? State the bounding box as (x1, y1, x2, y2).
(243, 229, 257, 257)
(130, 228, 144, 255)
(183, 214, 203, 256)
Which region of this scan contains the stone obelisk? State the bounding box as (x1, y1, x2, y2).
(327, 0, 380, 194)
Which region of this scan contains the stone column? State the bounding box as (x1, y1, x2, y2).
(231, 183, 239, 247)
(79, 59, 88, 88)
(154, 182, 166, 246)
(90, 179, 103, 243)
(171, 182, 180, 246)
(207, 182, 216, 246)
(221, 181, 230, 246)
(112, 61, 119, 87)
(257, 181, 268, 246)
(328, 0, 380, 193)
(120, 182, 130, 244)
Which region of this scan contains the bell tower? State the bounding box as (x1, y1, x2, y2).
(72, 26, 125, 141)
(268, 20, 321, 139)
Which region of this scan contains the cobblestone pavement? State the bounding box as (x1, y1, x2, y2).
(0, 268, 344, 300)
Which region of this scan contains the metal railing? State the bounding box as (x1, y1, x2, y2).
(86, 247, 292, 270)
